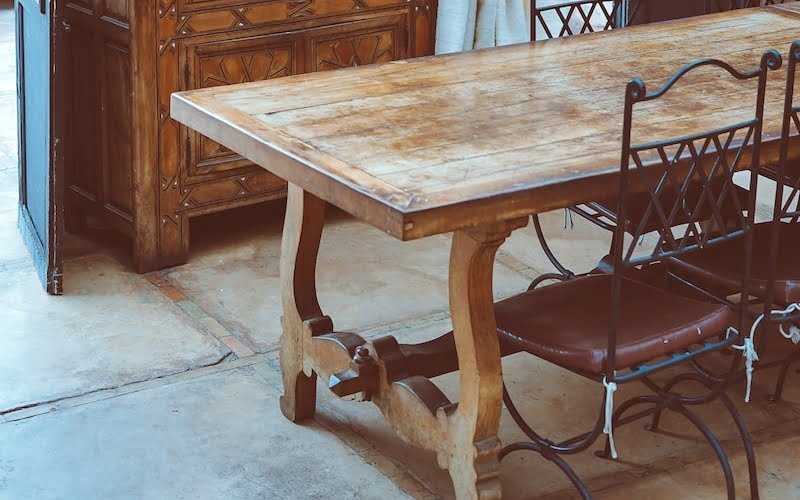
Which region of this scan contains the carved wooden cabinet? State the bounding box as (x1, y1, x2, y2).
(61, 0, 437, 271)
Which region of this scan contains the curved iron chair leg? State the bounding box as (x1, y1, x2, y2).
(645, 373, 703, 433)
(718, 392, 759, 500)
(501, 443, 591, 500)
(503, 385, 545, 444)
(646, 406, 664, 432)
(769, 350, 800, 403)
(528, 272, 573, 291)
(673, 404, 736, 500)
(532, 214, 576, 279)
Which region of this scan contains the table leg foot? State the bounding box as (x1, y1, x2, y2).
(279, 184, 328, 423)
(447, 434, 503, 500)
(279, 369, 317, 422)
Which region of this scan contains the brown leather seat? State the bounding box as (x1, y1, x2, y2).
(495, 274, 736, 374)
(670, 222, 800, 306)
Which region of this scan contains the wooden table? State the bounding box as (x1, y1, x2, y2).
(171, 6, 800, 498)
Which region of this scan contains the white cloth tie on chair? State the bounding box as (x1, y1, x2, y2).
(782, 324, 800, 345)
(778, 303, 800, 345)
(602, 377, 619, 459)
(733, 336, 760, 403)
(729, 321, 760, 403)
(730, 303, 800, 402)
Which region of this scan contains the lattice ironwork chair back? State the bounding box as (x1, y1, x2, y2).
(664, 42, 800, 313)
(649, 41, 800, 405)
(495, 50, 781, 500)
(531, 0, 622, 41)
(760, 39, 800, 362)
(772, 41, 800, 226)
(608, 52, 779, 374)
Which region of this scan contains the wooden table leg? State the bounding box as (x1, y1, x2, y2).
(279, 184, 332, 422)
(277, 196, 525, 497)
(444, 219, 527, 500)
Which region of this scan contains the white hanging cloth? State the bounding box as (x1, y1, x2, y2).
(435, 0, 531, 54)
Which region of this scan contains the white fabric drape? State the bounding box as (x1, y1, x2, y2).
(435, 0, 531, 54)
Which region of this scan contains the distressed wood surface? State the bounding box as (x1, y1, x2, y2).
(172, 6, 800, 241)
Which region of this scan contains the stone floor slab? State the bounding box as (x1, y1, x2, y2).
(0, 254, 231, 411)
(593, 434, 800, 500)
(312, 315, 800, 499)
(164, 204, 532, 353)
(0, 208, 28, 265)
(0, 368, 411, 500)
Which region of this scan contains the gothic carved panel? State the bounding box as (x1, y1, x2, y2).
(308, 14, 408, 72)
(158, 0, 407, 43)
(183, 34, 302, 183)
(411, 0, 437, 57)
(313, 28, 395, 70)
(154, 4, 431, 268)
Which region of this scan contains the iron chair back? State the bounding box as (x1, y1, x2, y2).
(531, 1, 623, 41)
(607, 49, 782, 384)
(773, 40, 800, 224)
(763, 40, 800, 325)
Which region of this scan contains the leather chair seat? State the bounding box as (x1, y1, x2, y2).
(495, 274, 736, 375)
(670, 222, 800, 306)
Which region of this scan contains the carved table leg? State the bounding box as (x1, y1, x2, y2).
(442, 219, 528, 500)
(279, 184, 330, 422)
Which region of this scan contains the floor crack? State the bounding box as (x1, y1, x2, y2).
(0, 351, 236, 418)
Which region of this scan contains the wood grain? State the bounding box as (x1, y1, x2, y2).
(172, 6, 800, 241)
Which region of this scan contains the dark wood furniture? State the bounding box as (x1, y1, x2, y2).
(60, 0, 437, 272)
(171, 7, 800, 498)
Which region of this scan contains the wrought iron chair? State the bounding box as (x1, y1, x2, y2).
(496, 49, 781, 499)
(531, 1, 623, 41)
(665, 41, 800, 403)
(528, 0, 625, 286)
(527, 0, 758, 285)
(575, 39, 800, 402)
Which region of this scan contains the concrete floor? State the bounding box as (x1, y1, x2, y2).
(1, 6, 800, 499)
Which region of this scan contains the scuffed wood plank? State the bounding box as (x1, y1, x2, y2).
(171, 7, 800, 240)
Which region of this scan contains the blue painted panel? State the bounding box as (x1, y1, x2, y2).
(20, 0, 49, 244)
(16, 0, 61, 294)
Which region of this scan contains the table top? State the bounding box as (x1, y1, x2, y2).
(171, 6, 800, 241)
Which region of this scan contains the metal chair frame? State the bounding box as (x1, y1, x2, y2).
(529, 0, 622, 283)
(501, 50, 782, 499)
(659, 42, 800, 403)
(529, 0, 761, 282)
(531, 0, 624, 41)
(752, 41, 800, 400)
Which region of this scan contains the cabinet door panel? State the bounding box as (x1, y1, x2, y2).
(308, 14, 409, 72)
(64, 22, 98, 200)
(184, 33, 303, 182)
(63, 5, 135, 236)
(102, 39, 134, 218)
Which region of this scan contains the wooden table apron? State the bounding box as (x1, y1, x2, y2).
(171, 7, 800, 499)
